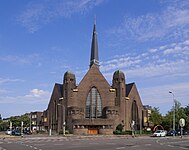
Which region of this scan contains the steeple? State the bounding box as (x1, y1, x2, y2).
(90, 17, 99, 68)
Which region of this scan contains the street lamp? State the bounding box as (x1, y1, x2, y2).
(169, 91, 175, 137)
(58, 97, 66, 136)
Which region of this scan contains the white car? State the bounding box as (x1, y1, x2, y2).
(153, 130, 166, 137)
(5, 130, 12, 135)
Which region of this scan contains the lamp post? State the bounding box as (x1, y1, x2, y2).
(169, 91, 175, 137)
(21, 121, 23, 137)
(58, 97, 65, 136)
(10, 121, 12, 133)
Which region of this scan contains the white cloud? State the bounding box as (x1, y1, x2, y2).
(0, 78, 24, 85)
(0, 88, 50, 117)
(0, 89, 7, 94)
(0, 88, 51, 104)
(183, 39, 189, 45)
(26, 89, 49, 97)
(101, 39, 189, 80)
(108, 0, 189, 43)
(0, 54, 40, 65)
(149, 48, 158, 53)
(127, 60, 189, 78)
(16, 0, 105, 33)
(140, 82, 189, 110)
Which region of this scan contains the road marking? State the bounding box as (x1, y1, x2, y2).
(89, 142, 99, 145)
(179, 147, 189, 150)
(132, 145, 139, 148)
(145, 144, 151, 146)
(116, 147, 125, 149)
(54, 143, 65, 146)
(168, 145, 174, 147)
(34, 144, 45, 146)
(33, 147, 38, 150)
(106, 143, 116, 145)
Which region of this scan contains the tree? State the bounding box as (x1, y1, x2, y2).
(149, 107, 163, 126)
(183, 105, 189, 130)
(20, 114, 30, 127)
(0, 114, 30, 131)
(184, 105, 189, 115)
(163, 101, 189, 131)
(0, 120, 9, 131)
(163, 111, 173, 131)
(9, 114, 30, 129)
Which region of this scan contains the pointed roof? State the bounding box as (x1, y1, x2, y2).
(90, 17, 99, 68)
(126, 82, 135, 97)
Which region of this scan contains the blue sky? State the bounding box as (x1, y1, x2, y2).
(0, 0, 189, 118)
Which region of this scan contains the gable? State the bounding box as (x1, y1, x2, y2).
(47, 83, 63, 110)
(126, 82, 143, 108)
(75, 64, 115, 107)
(78, 64, 111, 89)
(126, 82, 134, 97)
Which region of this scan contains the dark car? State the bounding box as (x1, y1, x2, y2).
(23, 130, 32, 135)
(183, 130, 189, 135)
(166, 130, 178, 136)
(12, 130, 21, 136)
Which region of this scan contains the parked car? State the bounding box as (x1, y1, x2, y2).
(167, 130, 189, 136)
(183, 130, 189, 135)
(12, 130, 21, 136)
(5, 130, 12, 135)
(167, 130, 178, 136)
(23, 129, 32, 135)
(153, 130, 166, 137)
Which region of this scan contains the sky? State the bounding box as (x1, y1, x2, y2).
(0, 0, 189, 118)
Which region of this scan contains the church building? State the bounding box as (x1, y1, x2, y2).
(45, 21, 146, 135)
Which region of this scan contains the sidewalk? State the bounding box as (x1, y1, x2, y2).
(1, 132, 188, 140)
(0, 134, 23, 140)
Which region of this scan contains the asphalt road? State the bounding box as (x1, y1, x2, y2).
(0, 136, 189, 150)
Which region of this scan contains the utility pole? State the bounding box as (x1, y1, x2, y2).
(169, 91, 175, 137)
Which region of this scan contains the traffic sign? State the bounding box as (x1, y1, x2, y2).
(179, 118, 185, 127)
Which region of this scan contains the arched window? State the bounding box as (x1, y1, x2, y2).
(131, 100, 139, 129)
(86, 87, 102, 118)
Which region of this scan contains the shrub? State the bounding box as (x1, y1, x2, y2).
(116, 124, 124, 132)
(113, 130, 121, 135)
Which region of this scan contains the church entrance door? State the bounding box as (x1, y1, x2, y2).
(87, 126, 99, 134)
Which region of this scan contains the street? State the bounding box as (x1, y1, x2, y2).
(0, 135, 189, 150)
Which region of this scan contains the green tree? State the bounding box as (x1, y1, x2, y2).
(183, 105, 189, 130)
(149, 107, 163, 126)
(163, 101, 189, 131)
(184, 105, 189, 115)
(163, 111, 173, 131)
(20, 114, 30, 127)
(9, 114, 30, 129)
(0, 120, 9, 131)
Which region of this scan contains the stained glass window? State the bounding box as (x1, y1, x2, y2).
(86, 87, 102, 118)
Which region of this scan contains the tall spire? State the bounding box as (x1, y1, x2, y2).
(90, 16, 99, 68)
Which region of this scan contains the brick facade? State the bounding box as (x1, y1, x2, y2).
(45, 22, 146, 135)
